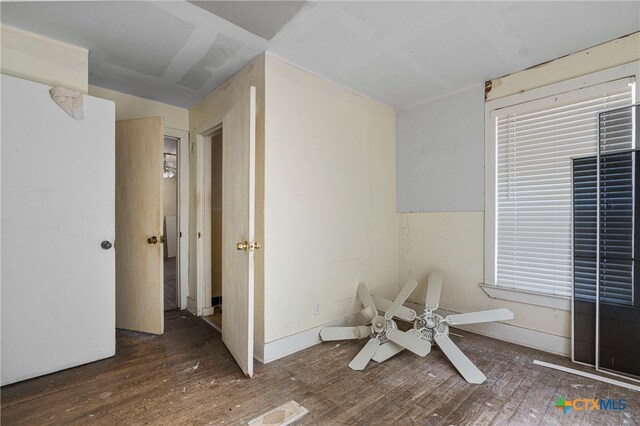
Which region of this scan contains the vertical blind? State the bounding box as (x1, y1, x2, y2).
(495, 78, 634, 297)
(573, 150, 636, 305)
(573, 106, 637, 304)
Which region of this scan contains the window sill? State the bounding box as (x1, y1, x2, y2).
(480, 284, 571, 311)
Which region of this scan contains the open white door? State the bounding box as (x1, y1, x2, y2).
(115, 117, 164, 335)
(222, 86, 257, 378)
(1, 75, 115, 385)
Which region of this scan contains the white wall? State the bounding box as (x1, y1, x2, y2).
(396, 33, 640, 356)
(263, 55, 398, 343)
(396, 84, 484, 212)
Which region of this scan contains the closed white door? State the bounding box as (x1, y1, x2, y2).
(222, 86, 257, 378)
(1, 75, 115, 385)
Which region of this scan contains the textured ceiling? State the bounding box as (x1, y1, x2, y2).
(189, 1, 307, 40)
(270, 1, 640, 109)
(0, 1, 275, 107)
(1, 1, 638, 109)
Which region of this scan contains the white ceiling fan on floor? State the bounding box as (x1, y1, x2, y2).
(377, 271, 514, 384)
(320, 279, 431, 370)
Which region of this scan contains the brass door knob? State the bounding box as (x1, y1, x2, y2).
(147, 236, 158, 244)
(236, 241, 262, 251)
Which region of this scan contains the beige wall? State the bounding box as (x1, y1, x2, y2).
(263, 55, 398, 343)
(88, 85, 189, 131)
(1, 25, 88, 93)
(189, 54, 266, 341)
(399, 33, 640, 355)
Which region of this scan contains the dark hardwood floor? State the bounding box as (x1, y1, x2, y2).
(164, 257, 177, 311)
(1, 311, 638, 425)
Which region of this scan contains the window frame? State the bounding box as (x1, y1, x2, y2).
(484, 61, 640, 309)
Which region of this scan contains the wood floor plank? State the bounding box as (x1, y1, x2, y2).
(3, 311, 639, 425)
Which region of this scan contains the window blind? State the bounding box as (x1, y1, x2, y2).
(573, 151, 636, 305)
(495, 79, 634, 297)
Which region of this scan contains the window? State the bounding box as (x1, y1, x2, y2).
(485, 65, 638, 303)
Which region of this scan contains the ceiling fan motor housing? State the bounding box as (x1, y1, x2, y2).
(414, 313, 449, 343)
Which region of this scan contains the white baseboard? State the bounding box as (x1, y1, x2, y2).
(187, 297, 197, 315)
(255, 313, 363, 364)
(252, 303, 570, 366)
(202, 306, 214, 316)
(202, 315, 221, 333)
(405, 302, 570, 357)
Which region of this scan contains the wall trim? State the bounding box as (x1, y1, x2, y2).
(486, 33, 640, 101)
(187, 296, 197, 315)
(480, 284, 571, 311)
(165, 127, 190, 311)
(255, 313, 364, 364)
(406, 302, 570, 357)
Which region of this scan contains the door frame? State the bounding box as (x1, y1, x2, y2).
(165, 127, 190, 310)
(194, 119, 223, 317)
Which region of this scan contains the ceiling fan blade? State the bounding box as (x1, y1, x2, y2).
(434, 333, 486, 384)
(357, 283, 377, 316)
(348, 338, 380, 371)
(371, 341, 404, 363)
(386, 329, 431, 357)
(320, 326, 372, 341)
(372, 296, 416, 321)
(361, 307, 376, 321)
(425, 271, 443, 310)
(445, 308, 514, 326)
(384, 278, 418, 320)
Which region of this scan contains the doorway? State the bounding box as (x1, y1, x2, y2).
(114, 119, 189, 336)
(205, 129, 223, 327)
(163, 136, 179, 311)
(194, 85, 257, 378)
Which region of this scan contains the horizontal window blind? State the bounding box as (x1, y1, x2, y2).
(495, 79, 634, 297)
